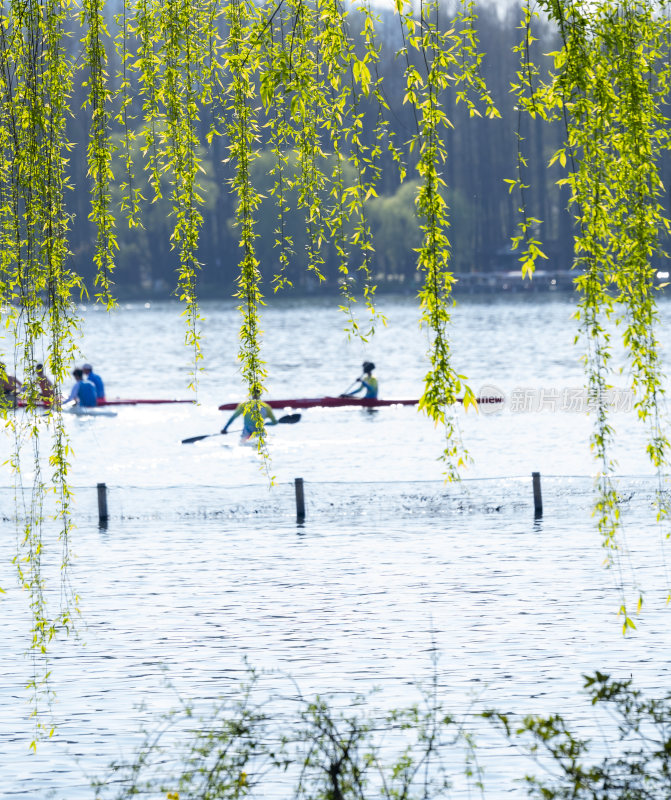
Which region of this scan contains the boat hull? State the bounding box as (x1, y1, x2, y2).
(218, 396, 503, 411)
(98, 399, 195, 406)
(16, 398, 194, 408)
(64, 406, 118, 418)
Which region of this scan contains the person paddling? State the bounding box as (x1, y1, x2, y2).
(221, 391, 278, 439)
(0, 362, 22, 398)
(82, 363, 105, 404)
(343, 361, 378, 399)
(64, 368, 98, 408)
(35, 363, 55, 402)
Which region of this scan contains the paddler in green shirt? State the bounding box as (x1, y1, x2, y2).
(221, 391, 278, 439)
(344, 361, 378, 399)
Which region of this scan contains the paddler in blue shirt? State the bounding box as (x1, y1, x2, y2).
(221, 391, 278, 439)
(344, 361, 378, 399)
(64, 368, 98, 408)
(82, 363, 105, 404)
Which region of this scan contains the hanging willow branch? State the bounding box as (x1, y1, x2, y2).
(221, 0, 272, 457)
(398, 0, 499, 477)
(2, 0, 671, 737)
(81, 0, 117, 306)
(0, 0, 83, 744)
(514, 0, 671, 631)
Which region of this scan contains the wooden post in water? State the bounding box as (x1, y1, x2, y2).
(97, 482, 109, 525)
(532, 472, 543, 518)
(295, 477, 305, 523)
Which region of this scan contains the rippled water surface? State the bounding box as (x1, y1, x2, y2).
(1, 295, 671, 798)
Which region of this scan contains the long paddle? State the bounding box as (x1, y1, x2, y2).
(181, 413, 301, 444)
(339, 375, 362, 398)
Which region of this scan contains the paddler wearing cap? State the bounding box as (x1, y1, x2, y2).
(343, 361, 378, 399)
(82, 363, 105, 404)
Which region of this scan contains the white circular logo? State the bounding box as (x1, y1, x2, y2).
(476, 384, 506, 415)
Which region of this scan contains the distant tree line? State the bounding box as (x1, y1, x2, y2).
(61, 2, 667, 297)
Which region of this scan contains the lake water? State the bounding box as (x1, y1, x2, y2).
(1, 294, 671, 797)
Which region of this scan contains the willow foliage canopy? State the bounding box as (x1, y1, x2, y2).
(1, 0, 671, 726)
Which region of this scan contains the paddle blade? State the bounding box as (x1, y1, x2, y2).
(184, 415, 298, 443)
(278, 413, 301, 424)
(181, 433, 216, 444)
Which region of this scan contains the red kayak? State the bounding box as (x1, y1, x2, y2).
(218, 396, 503, 411)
